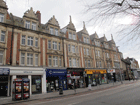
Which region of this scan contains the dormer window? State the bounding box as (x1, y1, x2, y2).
(73, 34, 76, 40)
(0, 13, 4, 22)
(32, 22, 36, 30)
(55, 29, 58, 36)
(50, 27, 53, 35)
(69, 33, 72, 39)
(25, 20, 30, 29)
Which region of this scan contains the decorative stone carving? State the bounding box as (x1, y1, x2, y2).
(24, 7, 38, 20)
(67, 16, 76, 31)
(0, 0, 8, 9)
(48, 15, 59, 27)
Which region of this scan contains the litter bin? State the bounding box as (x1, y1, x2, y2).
(59, 86, 63, 95)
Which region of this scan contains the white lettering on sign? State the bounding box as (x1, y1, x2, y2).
(24, 71, 32, 73)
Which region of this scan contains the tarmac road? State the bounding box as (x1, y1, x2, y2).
(10, 81, 140, 105)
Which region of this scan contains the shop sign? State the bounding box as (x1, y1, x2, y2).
(108, 69, 115, 73)
(67, 74, 71, 77)
(0, 68, 10, 75)
(24, 71, 32, 74)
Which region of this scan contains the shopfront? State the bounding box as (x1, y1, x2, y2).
(10, 67, 45, 95)
(107, 69, 116, 82)
(0, 68, 10, 96)
(85, 69, 107, 87)
(67, 68, 84, 89)
(46, 68, 67, 92)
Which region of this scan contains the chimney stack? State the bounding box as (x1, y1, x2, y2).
(36, 11, 41, 24)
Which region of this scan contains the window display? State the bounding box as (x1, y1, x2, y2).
(32, 76, 41, 94)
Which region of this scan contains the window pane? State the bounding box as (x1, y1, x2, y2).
(1, 31, 5, 42)
(0, 51, 3, 64)
(0, 13, 4, 22)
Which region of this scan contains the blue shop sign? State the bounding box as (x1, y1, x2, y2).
(46, 69, 67, 76)
(0, 68, 10, 75)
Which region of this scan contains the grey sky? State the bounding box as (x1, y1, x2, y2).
(4, 0, 140, 65)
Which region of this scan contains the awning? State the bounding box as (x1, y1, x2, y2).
(0, 68, 10, 75)
(46, 69, 67, 77)
(85, 69, 107, 74)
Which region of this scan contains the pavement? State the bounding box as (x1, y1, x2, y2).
(0, 80, 138, 105)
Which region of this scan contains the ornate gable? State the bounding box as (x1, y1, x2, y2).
(23, 7, 38, 20)
(67, 16, 76, 31)
(0, 0, 7, 9)
(48, 15, 59, 27)
(103, 34, 107, 42)
(95, 32, 99, 39)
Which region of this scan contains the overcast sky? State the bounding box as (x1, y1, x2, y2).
(4, 0, 140, 66)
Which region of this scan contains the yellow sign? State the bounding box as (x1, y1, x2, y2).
(85, 69, 107, 74)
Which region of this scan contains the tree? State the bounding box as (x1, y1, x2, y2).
(84, 0, 140, 44)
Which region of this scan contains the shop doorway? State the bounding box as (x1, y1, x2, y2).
(0, 76, 8, 96)
(46, 77, 59, 92)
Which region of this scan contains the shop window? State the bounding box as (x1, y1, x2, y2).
(17, 75, 28, 79)
(28, 36, 33, 46)
(48, 56, 52, 66)
(55, 29, 58, 36)
(0, 51, 3, 64)
(35, 38, 38, 47)
(32, 22, 36, 30)
(32, 76, 41, 94)
(27, 53, 33, 66)
(53, 41, 57, 50)
(21, 35, 26, 45)
(35, 54, 38, 66)
(50, 27, 53, 35)
(25, 20, 30, 29)
(21, 53, 25, 65)
(0, 13, 4, 22)
(0, 31, 5, 42)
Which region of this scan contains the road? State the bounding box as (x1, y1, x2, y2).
(11, 81, 140, 105)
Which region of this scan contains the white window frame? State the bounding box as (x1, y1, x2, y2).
(35, 38, 38, 47)
(72, 45, 75, 53)
(84, 37, 86, 43)
(99, 61, 102, 68)
(35, 54, 38, 66)
(86, 48, 89, 55)
(76, 46, 78, 53)
(0, 31, 5, 42)
(98, 51, 100, 57)
(0, 13, 4, 22)
(53, 56, 58, 67)
(73, 58, 76, 67)
(48, 56, 52, 66)
(32, 22, 36, 30)
(73, 34, 76, 40)
(21, 53, 25, 65)
(69, 33, 72, 39)
(69, 58, 72, 67)
(77, 59, 79, 67)
(0, 51, 3, 64)
(59, 42, 61, 50)
(48, 40, 51, 49)
(27, 53, 33, 66)
(68, 44, 71, 52)
(85, 60, 87, 68)
(53, 41, 57, 50)
(88, 60, 90, 67)
(59, 57, 62, 67)
(50, 27, 53, 35)
(87, 38, 89, 43)
(55, 29, 58, 36)
(21, 35, 26, 45)
(25, 20, 30, 29)
(27, 36, 33, 46)
(84, 48, 86, 55)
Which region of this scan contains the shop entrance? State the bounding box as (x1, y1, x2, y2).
(0, 76, 8, 96)
(46, 77, 59, 92)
